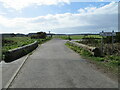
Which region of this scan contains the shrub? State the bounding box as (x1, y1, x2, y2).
(103, 32, 120, 43)
(2, 39, 17, 46)
(115, 32, 120, 43)
(31, 32, 46, 39)
(82, 37, 100, 44)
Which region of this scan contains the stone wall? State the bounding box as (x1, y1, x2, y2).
(4, 41, 38, 62)
(67, 41, 102, 57)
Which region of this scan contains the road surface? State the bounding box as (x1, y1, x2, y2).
(9, 39, 118, 88)
(2, 55, 28, 88)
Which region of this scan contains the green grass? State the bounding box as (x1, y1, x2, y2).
(66, 42, 119, 73)
(2, 36, 52, 60)
(3, 37, 35, 51)
(85, 35, 102, 38)
(54, 35, 84, 40)
(53, 35, 102, 40)
(2, 36, 51, 53)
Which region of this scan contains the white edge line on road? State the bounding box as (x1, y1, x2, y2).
(4, 54, 29, 89)
(3, 44, 40, 90)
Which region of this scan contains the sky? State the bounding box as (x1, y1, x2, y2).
(0, 0, 119, 34)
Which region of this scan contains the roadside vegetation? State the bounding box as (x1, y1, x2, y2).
(2, 37, 35, 52)
(66, 32, 120, 76)
(66, 42, 119, 77)
(2, 32, 52, 60)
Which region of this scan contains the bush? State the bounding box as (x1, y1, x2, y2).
(103, 32, 120, 43)
(31, 32, 46, 39)
(2, 39, 17, 46)
(31, 35, 38, 39)
(115, 32, 120, 43)
(82, 37, 100, 44)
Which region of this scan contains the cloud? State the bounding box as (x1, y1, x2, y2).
(78, 2, 117, 14)
(0, 11, 7, 15)
(0, 0, 70, 11)
(0, 2, 118, 34)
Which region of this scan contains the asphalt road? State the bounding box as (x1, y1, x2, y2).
(2, 55, 28, 88)
(9, 39, 118, 88)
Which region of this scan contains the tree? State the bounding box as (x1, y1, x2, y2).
(31, 32, 46, 39)
(37, 32, 46, 39)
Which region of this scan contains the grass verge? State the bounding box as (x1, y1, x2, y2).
(66, 42, 119, 80)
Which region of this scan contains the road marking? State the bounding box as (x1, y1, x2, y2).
(3, 45, 40, 90)
(4, 54, 29, 89)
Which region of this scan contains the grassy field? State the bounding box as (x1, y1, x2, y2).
(2, 36, 51, 60)
(2, 36, 51, 53)
(53, 35, 102, 40)
(3, 37, 35, 51)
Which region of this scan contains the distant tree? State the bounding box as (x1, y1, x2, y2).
(31, 32, 46, 39)
(31, 35, 37, 39)
(37, 32, 46, 39)
(11, 33, 16, 37)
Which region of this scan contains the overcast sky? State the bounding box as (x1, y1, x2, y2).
(0, 0, 119, 34)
